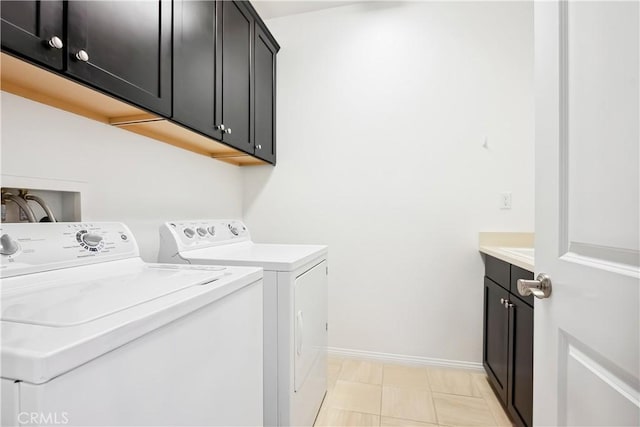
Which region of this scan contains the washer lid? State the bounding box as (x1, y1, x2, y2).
(1, 263, 226, 327)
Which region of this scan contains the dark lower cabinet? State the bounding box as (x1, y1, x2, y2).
(1, 0, 64, 69)
(66, 1, 172, 116)
(483, 255, 534, 427)
(253, 23, 278, 163)
(483, 277, 510, 402)
(507, 295, 534, 427)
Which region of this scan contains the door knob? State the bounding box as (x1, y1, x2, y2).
(225, 128, 232, 134)
(214, 124, 225, 132)
(517, 273, 552, 299)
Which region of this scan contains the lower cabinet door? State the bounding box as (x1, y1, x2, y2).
(483, 277, 510, 402)
(507, 296, 534, 427)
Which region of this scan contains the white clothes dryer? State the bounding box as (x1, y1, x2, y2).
(159, 220, 328, 427)
(1, 222, 264, 427)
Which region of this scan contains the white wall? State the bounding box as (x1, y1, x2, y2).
(1, 92, 244, 260)
(243, 2, 534, 364)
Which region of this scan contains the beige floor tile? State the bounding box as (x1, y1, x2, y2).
(314, 408, 380, 427)
(381, 386, 437, 424)
(471, 374, 513, 426)
(329, 380, 382, 415)
(433, 392, 496, 427)
(471, 373, 494, 398)
(328, 360, 343, 390)
(380, 416, 438, 426)
(339, 359, 384, 385)
(329, 355, 345, 365)
(383, 364, 430, 389)
(427, 368, 482, 397)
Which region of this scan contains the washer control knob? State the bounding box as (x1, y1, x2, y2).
(0, 234, 19, 255)
(183, 228, 196, 239)
(228, 224, 239, 236)
(207, 226, 216, 236)
(196, 227, 207, 237)
(81, 233, 103, 247)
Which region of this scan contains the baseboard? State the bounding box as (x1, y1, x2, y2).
(328, 347, 483, 371)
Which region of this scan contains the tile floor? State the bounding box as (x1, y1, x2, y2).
(315, 357, 513, 427)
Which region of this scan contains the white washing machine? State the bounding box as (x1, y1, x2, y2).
(1, 222, 264, 427)
(159, 220, 328, 427)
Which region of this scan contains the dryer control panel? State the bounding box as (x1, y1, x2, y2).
(159, 220, 251, 256)
(0, 222, 139, 278)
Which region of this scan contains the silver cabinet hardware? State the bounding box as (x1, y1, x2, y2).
(517, 273, 552, 299)
(75, 50, 89, 62)
(225, 128, 232, 134)
(500, 298, 505, 305)
(214, 124, 225, 131)
(48, 36, 63, 49)
(257, 144, 262, 150)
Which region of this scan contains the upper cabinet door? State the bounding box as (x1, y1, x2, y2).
(1, 0, 64, 69)
(253, 23, 278, 164)
(173, 0, 222, 140)
(66, 1, 172, 116)
(217, 1, 253, 152)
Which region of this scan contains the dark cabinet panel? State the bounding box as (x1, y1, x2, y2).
(173, 0, 222, 140)
(66, 1, 172, 116)
(508, 297, 534, 427)
(218, 0, 253, 152)
(1, 0, 64, 69)
(253, 23, 277, 163)
(483, 257, 534, 427)
(483, 277, 510, 402)
(485, 255, 510, 290)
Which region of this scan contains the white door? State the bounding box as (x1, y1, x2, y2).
(534, 1, 639, 426)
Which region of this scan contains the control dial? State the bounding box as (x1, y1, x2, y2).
(228, 224, 239, 236)
(0, 234, 19, 256)
(183, 228, 196, 238)
(196, 227, 207, 237)
(76, 230, 105, 252)
(207, 226, 216, 236)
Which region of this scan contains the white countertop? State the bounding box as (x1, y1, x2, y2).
(478, 232, 535, 272)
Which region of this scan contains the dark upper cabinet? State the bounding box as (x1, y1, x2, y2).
(1, 0, 64, 69)
(483, 277, 510, 402)
(217, 0, 254, 152)
(482, 255, 534, 427)
(173, 0, 222, 140)
(253, 22, 278, 163)
(66, 1, 172, 116)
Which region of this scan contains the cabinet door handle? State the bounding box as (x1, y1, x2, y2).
(214, 124, 225, 132)
(75, 50, 89, 62)
(47, 36, 63, 49)
(225, 128, 232, 134)
(257, 144, 262, 150)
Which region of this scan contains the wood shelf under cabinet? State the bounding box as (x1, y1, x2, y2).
(0, 53, 265, 166)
